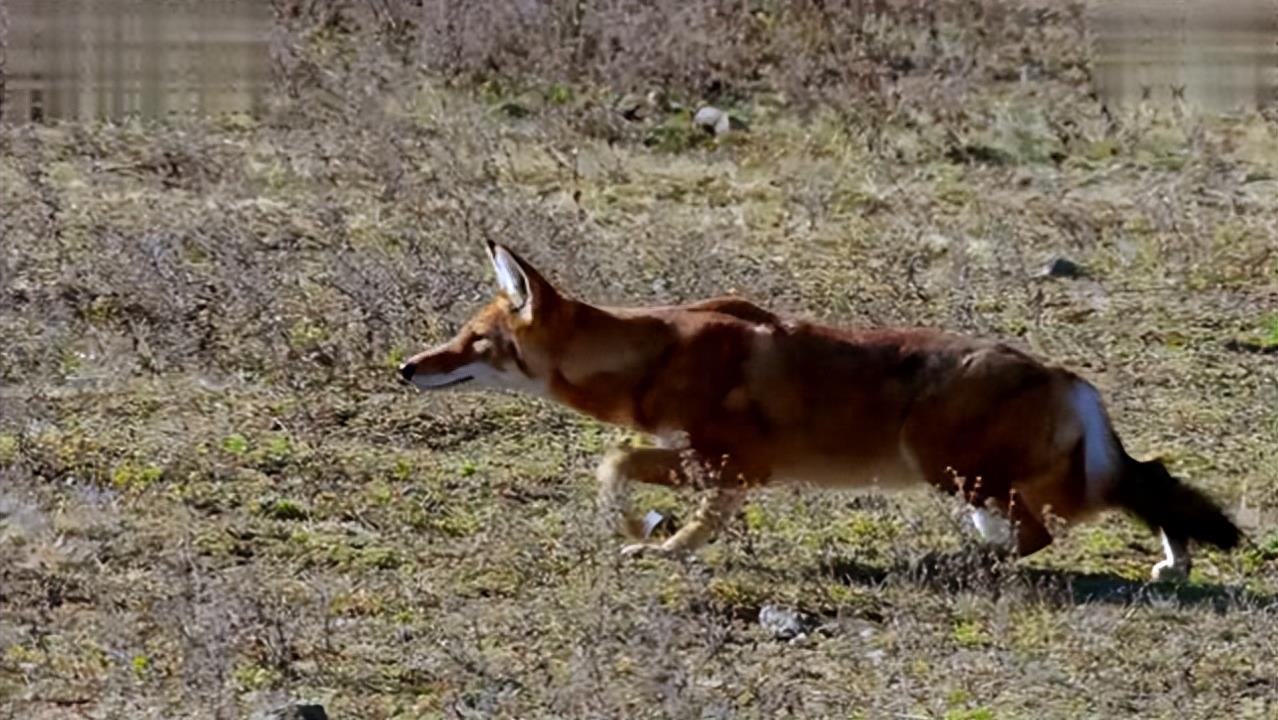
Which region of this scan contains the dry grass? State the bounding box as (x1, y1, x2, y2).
(3, 2, 1278, 718)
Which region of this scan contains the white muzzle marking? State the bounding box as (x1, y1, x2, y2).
(410, 366, 476, 390)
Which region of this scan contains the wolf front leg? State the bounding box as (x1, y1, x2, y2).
(621, 486, 748, 558)
(599, 445, 755, 558)
(596, 446, 689, 540)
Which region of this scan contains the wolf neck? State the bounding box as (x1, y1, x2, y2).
(543, 299, 676, 429)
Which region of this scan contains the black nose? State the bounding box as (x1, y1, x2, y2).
(399, 362, 416, 383)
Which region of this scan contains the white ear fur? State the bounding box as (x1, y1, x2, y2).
(488, 244, 532, 315)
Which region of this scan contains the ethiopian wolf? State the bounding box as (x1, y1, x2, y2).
(400, 243, 1240, 581)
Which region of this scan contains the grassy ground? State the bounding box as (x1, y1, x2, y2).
(3, 4, 1278, 719)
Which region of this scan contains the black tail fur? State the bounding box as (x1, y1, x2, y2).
(1110, 449, 1241, 550)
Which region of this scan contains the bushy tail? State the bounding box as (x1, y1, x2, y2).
(1110, 448, 1241, 550)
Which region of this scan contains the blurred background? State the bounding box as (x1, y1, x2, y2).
(1, 0, 1275, 123)
(1, 0, 270, 123)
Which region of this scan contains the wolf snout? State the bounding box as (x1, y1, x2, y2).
(398, 362, 417, 383)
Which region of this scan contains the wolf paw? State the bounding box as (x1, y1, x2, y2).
(620, 542, 674, 560)
(1151, 559, 1190, 583)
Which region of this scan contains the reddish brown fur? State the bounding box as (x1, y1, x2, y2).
(402, 244, 1240, 570)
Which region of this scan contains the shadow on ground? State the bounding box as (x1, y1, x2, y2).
(818, 550, 1278, 613)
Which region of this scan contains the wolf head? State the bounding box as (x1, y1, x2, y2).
(398, 242, 562, 395)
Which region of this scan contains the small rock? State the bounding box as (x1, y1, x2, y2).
(693, 106, 731, 136)
(922, 233, 952, 256)
(758, 604, 807, 641)
(1040, 256, 1088, 280)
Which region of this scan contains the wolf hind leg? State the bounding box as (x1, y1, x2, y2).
(964, 488, 1054, 558)
(970, 505, 1013, 548)
(1151, 530, 1191, 582)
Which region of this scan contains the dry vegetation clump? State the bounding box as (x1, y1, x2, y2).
(2, 1, 1278, 718)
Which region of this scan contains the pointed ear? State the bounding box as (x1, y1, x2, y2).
(487, 241, 529, 308)
(485, 241, 553, 320)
